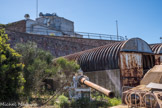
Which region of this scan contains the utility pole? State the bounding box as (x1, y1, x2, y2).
(116, 20, 119, 40)
(36, 0, 38, 18)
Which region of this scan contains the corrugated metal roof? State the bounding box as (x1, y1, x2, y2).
(150, 44, 162, 54)
(63, 38, 153, 72)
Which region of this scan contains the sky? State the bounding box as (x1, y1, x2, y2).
(0, 0, 162, 44)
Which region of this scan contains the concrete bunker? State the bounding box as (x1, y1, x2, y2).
(63, 38, 154, 96)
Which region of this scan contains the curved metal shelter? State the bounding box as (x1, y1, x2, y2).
(61, 38, 156, 94)
(150, 44, 162, 65)
(64, 38, 153, 72)
(150, 44, 162, 54)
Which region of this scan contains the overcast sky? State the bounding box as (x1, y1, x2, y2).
(1, 0, 162, 44)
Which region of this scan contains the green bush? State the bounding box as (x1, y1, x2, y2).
(91, 93, 121, 107)
(58, 95, 69, 108)
(107, 97, 122, 106)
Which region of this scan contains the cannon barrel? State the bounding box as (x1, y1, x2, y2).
(80, 77, 115, 98)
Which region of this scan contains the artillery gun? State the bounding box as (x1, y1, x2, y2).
(68, 74, 114, 100)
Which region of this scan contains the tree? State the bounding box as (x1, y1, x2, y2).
(15, 41, 80, 105)
(0, 28, 25, 102)
(15, 41, 57, 99)
(41, 57, 80, 106)
(53, 57, 80, 87)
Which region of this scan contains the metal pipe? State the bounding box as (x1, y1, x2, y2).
(80, 77, 115, 98)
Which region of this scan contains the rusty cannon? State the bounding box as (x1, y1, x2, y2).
(68, 74, 115, 100)
(79, 76, 115, 98)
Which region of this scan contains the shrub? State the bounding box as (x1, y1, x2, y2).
(58, 95, 69, 108)
(107, 97, 122, 106)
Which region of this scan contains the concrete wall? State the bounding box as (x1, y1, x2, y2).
(84, 69, 121, 97)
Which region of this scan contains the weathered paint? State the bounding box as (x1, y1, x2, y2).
(120, 52, 143, 87)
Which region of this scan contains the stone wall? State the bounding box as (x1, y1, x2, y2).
(6, 20, 26, 33)
(46, 35, 119, 47)
(6, 29, 118, 57)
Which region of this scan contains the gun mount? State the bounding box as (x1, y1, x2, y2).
(68, 74, 114, 100)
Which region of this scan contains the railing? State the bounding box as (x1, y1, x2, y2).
(75, 31, 126, 41)
(13, 27, 127, 41)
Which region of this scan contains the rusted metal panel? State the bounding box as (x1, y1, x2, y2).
(120, 52, 143, 87)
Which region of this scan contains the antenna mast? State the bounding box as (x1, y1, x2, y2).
(36, 0, 38, 18)
(116, 20, 119, 40)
